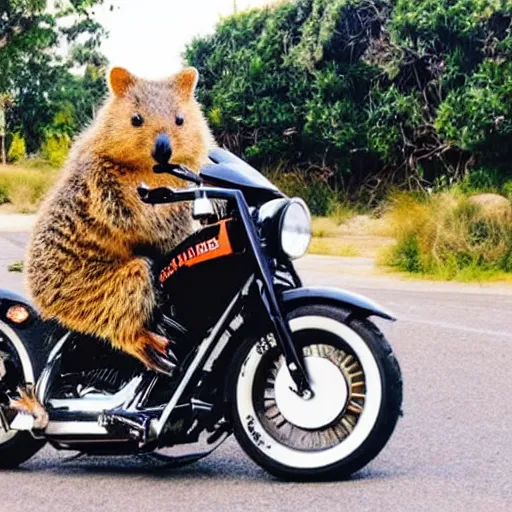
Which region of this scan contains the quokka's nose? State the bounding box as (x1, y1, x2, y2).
(152, 133, 172, 165)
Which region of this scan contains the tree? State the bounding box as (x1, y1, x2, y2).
(0, 93, 13, 163)
(186, 0, 512, 201)
(0, 0, 109, 155)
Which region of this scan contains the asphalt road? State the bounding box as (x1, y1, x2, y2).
(0, 232, 511, 512)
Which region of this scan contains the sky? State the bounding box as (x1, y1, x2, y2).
(94, 0, 271, 79)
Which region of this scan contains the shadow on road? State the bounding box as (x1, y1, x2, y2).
(15, 452, 397, 484)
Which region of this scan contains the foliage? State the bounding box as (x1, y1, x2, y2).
(382, 191, 512, 279)
(7, 132, 26, 162)
(435, 60, 512, 163)
(0, 0, 108, 157)
(40, 134, 71, 167)
(186, 0, 512, 200)
(7, 261, 23, 272)
(503, 180, 512, 199)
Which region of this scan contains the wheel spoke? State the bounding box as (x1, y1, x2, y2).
(253, 342, 367, 451)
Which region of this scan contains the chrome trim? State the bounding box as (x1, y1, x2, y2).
(203, 312, 244, 372)
(45, 421, 108, 436)
(152, 425, 230, 461)
(0, 320, 35, 383)
(47, 375, 144, 413)
(36, 331, 70, 402)
(153, 275, 254, 437)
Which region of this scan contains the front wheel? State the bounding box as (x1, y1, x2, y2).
(230, 304, 403, 481)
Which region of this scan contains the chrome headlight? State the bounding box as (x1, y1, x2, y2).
(258, 198, 312, 260)
(279, 199, 311, 259)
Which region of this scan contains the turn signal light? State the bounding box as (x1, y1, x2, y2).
(5, 305, 30, 324)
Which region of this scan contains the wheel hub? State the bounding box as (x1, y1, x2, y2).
(274, 356, 348, 430)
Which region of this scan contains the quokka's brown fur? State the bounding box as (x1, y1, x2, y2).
(24, 66, 214, 372)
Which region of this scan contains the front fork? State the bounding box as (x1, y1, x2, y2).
(231, 193, 312, 397)
(255, 280, 312, 398)
(208, 177, 307, 394)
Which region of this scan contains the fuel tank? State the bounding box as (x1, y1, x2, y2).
(156, 219, 252, 335)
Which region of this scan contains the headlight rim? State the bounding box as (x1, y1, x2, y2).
(278, 197, 312, 260)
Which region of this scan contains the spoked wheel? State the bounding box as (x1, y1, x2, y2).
(230, 304, 402, 481)
(0, 324, 45, 468)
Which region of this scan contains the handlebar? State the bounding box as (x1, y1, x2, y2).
(137, 184, 177, 204)
(153, 162, 202, 185)
(137, 183, 243, 206)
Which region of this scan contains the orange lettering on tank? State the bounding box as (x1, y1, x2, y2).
(159, 220, 233, 283)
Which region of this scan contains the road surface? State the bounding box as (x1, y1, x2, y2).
(0, 232, 511, 512)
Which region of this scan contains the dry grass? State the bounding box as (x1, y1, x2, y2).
(311, 217, 341, 238)
(310, 209, 394, 258)
(0, 164, 59, 213)
(309, 238, 360, 257)
(380, 191, 512, 280)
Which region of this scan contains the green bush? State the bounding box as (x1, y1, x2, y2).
(435, 60, 512, 153)
(388, 233, 422, 274)
(382, 191, 512, 280)
(40, 134, 70, 168)
(266, 167, 338, 215)
(502, 180, 512, 199)
(186, 0, 512, 199)
(7, 133, 27, 162)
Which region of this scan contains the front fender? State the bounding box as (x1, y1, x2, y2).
(281, 286, 396, 321)
(0, 289, 64, 382)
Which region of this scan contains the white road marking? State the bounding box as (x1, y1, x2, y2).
(401, 316, 512, 340)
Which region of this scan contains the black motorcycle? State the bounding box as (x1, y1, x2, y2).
(0, 148, 402, 480)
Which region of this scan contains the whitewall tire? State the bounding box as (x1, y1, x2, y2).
(230, 304, 402, 481)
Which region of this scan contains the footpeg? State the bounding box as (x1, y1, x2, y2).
(206, 418, 230, 445)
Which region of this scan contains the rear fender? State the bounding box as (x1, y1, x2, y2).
(280, 286, 396, 321)
(0, 289, 64, 383)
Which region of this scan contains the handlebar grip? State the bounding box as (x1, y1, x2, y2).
(153, 163, 202, 185)
(137, 184, 176, 204)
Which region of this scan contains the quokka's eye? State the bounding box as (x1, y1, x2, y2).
(131, 113, 144, 127)
(175, 115, 184, 126)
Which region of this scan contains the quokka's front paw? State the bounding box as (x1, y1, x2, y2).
(130, 331, 178, 376)
(10, 385, 49, 430)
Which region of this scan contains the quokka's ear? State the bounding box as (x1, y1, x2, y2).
(174, 67, 199, 100)
(108, 67, 136, 97)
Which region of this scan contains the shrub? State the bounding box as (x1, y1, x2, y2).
(186, 0, 512, 199)
(435, 60, 512, 156)
(383, 191, 512, 280)
(502, 180, 512, 200)
(265, 167, 339, 215)
(7, 133, 27, 162)
(457, 167, 502, 193)
(40, 134, 70, 168)
(0, 181, 8, 204)
(0, 166, 59, 213)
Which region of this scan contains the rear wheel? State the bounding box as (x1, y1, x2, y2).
(0, 429, 45, 469)
(230, 304, 402, 481)
(0, 324, 45, 468)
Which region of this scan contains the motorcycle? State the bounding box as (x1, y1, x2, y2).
(0, 148, 402, 480)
